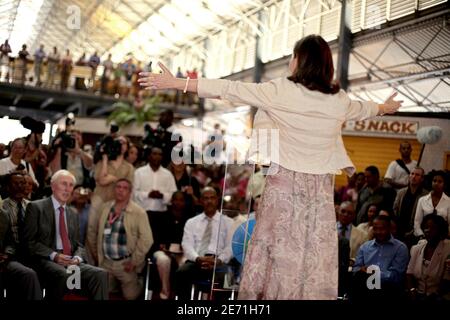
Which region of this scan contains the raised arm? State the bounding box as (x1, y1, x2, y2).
(138, 63, 278, 109)
(138, 63, 198, 93)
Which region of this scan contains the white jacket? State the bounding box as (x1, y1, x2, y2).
(198, 77, 378, 176)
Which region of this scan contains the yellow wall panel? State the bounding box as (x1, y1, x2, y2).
(335, 136, 421, 187)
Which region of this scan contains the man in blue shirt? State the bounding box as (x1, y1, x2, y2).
(352, 215, 409, 300)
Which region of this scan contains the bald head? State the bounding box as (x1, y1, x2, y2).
(338, 201, 355, 226)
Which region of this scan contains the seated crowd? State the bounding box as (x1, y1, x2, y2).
(0, 114, 449, 301)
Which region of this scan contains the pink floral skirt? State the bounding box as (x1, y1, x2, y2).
(238, 165, 338, 300)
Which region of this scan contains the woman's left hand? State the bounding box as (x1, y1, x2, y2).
(138, 62, 175, 90)
(383, 92, 403, 114)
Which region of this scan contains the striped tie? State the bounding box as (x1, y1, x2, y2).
(198, 218, 212, 256)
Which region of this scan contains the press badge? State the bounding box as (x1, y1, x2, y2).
(104, 228, 112, 235)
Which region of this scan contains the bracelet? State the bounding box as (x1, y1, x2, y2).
(183, 77, 190, 93)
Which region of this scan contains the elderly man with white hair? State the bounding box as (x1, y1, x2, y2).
(23, 169, 108, 300)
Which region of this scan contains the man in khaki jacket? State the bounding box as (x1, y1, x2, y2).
(88, 178, 153, 300)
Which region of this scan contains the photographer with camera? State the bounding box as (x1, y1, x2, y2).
(87, 134, 134, 265)
(0, 117, 46, 187)
(0, 138, 38, 187)
(49, 128, 93, 189)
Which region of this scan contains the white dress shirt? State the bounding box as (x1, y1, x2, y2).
(414, 192, 450, 236)
(198, 77, 379, 176)
(182, 211, 234, 264)
(133, 165, 177, 212)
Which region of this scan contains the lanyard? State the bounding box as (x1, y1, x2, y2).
(108, 207, 122, 226)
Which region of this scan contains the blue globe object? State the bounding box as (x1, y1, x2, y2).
(232, 217, 256, 264)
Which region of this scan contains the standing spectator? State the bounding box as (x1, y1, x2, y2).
(407, 214, 450, 300)
(23, 170, 109, 300)
(60, 49, 73, 91)
(385, 141, 417, 190)
(414, 171, 450, 238)
(0, 39, 12, 82)
(356, 166, 396, 225)
(112, 62, 123, 96)
(88, 51, 100, 91)
(69, 185, 92, 246)
(0, 138, 38, 185)
(122, 57, 135, 98)
(352, 215, 409, 300)
(45, 47, 60, 89)
(87, 135, 134, 265)
(155, 109, 176, 168)
(125, 143, 140, 167)
(49, 129, 94, 189)
(393, 167, 428, 240)
(0, 172, 42, 300)
(75, 53, 88, 90)
(133, 147, 177, 249)
(33, 44, 45, 87)
(101, 53, 113, 95)
(14, 44, 29, 85)
(91, 179, 153, 300)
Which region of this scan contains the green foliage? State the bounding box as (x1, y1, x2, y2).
(107, 96, 160, 127)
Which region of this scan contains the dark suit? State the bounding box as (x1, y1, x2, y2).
(0, 203, 42, 300)
(23, 197, 108, 300)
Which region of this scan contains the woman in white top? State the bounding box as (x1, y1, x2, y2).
(138, 35, 402, 300)
(414, 170, 450, 238)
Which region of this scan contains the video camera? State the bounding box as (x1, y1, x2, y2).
(20, 116, 46, 134)
(94, 123, 122, 162)
(53, 116, 77, 150)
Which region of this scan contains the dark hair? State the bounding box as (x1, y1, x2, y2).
(365, 165, 380, 177)
(421, 214, 448, 239)
(373, 214, 391, 225)
(115, 178, 132, 189)
(171, 190, 186, 201)
(5, 172, 24, 187)
(287, 35, 340, 94)
(432, 170, 447, 185)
